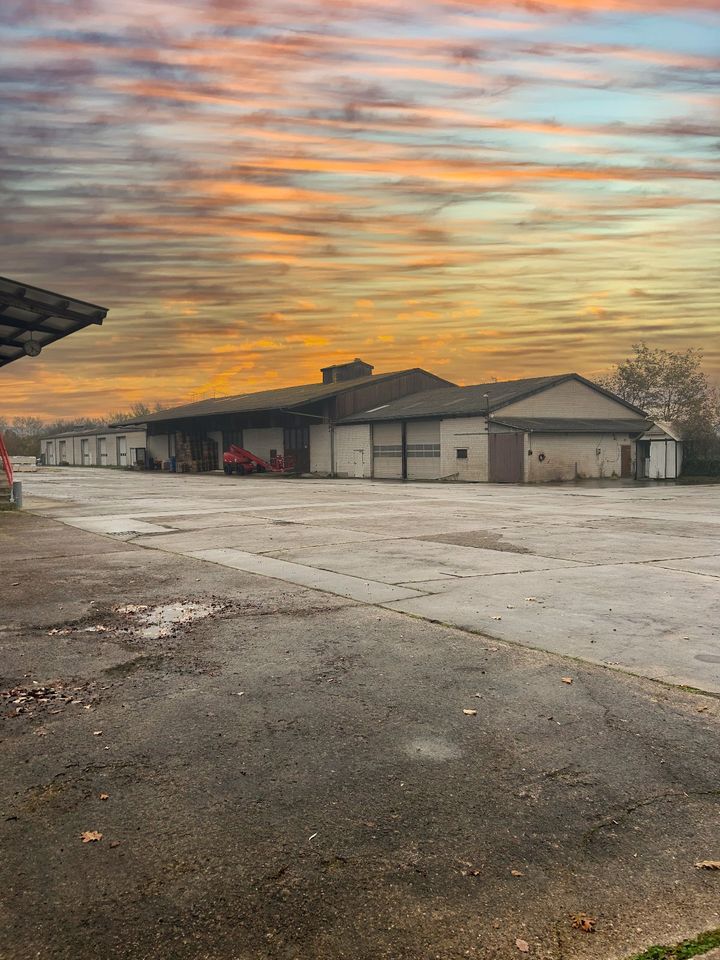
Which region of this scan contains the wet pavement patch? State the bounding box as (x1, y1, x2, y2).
(113, 600, 222, 639)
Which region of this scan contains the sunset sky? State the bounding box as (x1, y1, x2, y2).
(2, 0, 719, 420)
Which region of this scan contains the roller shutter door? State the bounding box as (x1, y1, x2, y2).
(373, 422, 403, 479)
(406, 420, 441, 480)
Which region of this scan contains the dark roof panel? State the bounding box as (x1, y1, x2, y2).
(340, 375, 569, 422)
(0, 276, 107, 367)
(128, 368, 441, 424)
(340, 373, 646, 423)
(493, 416, 651, 434)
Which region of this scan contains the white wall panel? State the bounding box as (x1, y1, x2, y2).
(440, 418, 488, 481)
(334, 424, 371, 477)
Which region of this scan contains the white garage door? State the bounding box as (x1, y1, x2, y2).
(406, 420, 441, 480)
(373, 422, 403, 479)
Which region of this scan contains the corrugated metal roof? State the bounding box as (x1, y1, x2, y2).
(493, 416, 651, 433)
(0, 276, 107, 368)
(125, 368, 433, 425)
(340, 373, 647, 423)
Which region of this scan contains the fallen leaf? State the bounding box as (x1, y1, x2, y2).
(109, 840, 121, 848)
(463, 709, 478, 717)
(93, 730, 103, 736)
(81, 831, 102, 843)
(516, 938, 530, 953)
(695, 860, 720, 870)
(561, 677, 573, 685)
(491, 616, 502, 621)
(462, 868, 482, 877)
(571, 913, 596, 933)
(511, 869, 524, 877)
(99, 793, 109, 801)
(697, 705, 709, 713)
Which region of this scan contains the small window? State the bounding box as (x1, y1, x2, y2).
(456, 448, 468, 460)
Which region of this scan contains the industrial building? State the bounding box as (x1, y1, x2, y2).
(43, 425, 147, 468)
(118, 360, 451, 474)
(335, 373, 651, 482)
(40, 361, 682, 483)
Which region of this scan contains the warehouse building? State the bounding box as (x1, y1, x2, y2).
(119, 360, 452, 474)
(43, 425, 147, 468)
(335, 373, 651, 482)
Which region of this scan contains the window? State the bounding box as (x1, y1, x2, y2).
(456, 448, 468, 460)
(406, 443, 440, 458)
(373, 444, 402, 458)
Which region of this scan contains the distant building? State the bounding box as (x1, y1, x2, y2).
(43, 425, 147, 468)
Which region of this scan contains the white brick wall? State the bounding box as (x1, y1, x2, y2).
(334, 424, 372, 477)
(243, 428, 284, 464)
(310, 423, 332, 474)
(501, 379, 636, 418)
(147, 433, 170, 463)
(526, 433, 635, 481)
(440, 417, 488, 481)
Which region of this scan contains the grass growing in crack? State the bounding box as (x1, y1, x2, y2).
(626, 928, 720, 960)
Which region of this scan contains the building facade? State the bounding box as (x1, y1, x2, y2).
(43, 426, 147, 468)
(120, 360, 452, 475)
(335, 374, 651, 483)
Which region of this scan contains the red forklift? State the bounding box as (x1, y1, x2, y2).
(223, 444, 295, 476)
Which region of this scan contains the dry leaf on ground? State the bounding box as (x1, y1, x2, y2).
(511, 869, 524, 877)
(463, 709, 478, 716)
(571, 913, 596, 932)
(561, 677, 573, 684)
(81, 831, 102, 843)
(109, 840, 121, 848)
(695, 860, 720, 870)
(99, 793, 109, 801)
(515, 938, 530, 953)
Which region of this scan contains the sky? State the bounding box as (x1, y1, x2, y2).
(1, 0, 719, 420)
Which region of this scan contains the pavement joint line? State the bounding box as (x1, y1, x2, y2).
(378, 608, 720, 700)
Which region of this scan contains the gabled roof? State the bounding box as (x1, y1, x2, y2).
(493, 416, 651, 434)
(0, 276, 107, 368)
(641, 421, 684, 441)
(339, 373, 646, 424)
(121, 368, 449, 425)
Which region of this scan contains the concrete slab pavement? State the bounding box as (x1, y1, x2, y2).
(17, 468, 720, 694)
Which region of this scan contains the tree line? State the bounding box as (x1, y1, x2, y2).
(0, 402, 163, 456)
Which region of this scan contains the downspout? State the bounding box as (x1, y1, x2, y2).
(401, 421, 408, 480)
(330, 421, 335, 478)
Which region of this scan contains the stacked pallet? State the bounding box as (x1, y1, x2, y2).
(174, 432, 217, 473)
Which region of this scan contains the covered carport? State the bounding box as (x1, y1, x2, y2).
(0, 275, 108, 501)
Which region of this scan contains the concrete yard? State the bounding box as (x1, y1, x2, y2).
(2, 468, 720, 960)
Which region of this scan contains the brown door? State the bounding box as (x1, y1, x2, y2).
(621, 444, 632, 478)
(489, 433, 524, 483)
(284, 426, 310, 473)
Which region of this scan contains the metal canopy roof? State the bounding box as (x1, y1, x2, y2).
(492, 416, 651, 434)
(0, 276, 107, 368)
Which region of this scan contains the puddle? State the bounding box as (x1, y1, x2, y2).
(114, 601, 220, 639)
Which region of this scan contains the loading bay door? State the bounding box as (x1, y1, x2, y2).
(489, 432, 524, 483)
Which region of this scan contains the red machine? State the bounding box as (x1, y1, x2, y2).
(223, 444, 295, 476)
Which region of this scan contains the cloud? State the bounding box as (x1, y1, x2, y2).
(1, 0, 718, 417)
